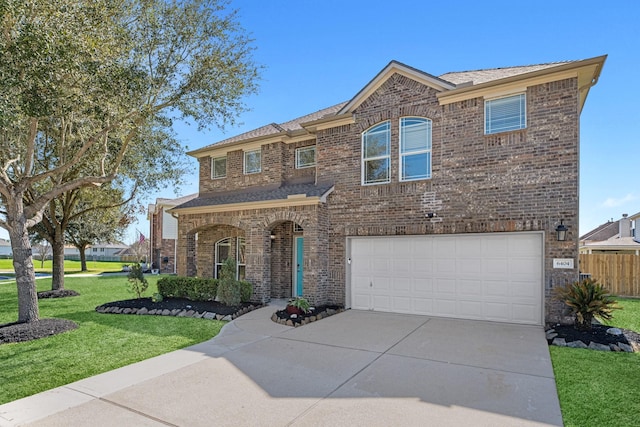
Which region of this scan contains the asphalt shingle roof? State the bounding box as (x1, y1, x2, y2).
(195, 60, 582, 152)
(197, 103, 347, 151)
(174, 182, 334, 210)
(439, 61, 575, 85)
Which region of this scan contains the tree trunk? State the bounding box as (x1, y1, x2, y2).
(51, 234, 65, 290)
(79, 244, 88, 271)
(8, 219, 39, 323)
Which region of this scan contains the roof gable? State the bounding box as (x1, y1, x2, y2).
(338, 61, 457, 114)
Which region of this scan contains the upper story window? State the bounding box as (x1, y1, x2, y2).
(485, 93, 526, 134)
(400, 117, 431, 181)
(244, 149, 261, 174)
(295, 146, 316, 169)
(362, 121, 391, 185)
(211, 156, 226, 179)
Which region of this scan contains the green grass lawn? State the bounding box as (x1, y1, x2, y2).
(551, 298, 640, 427)
(0, 259, 128, 275)
(0, 275, 224, 404)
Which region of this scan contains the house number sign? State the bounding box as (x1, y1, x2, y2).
(553, 258, 574, 269)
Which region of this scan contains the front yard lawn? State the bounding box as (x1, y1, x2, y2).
(0, 275, 223, 404)
(551, 298, 640, 427)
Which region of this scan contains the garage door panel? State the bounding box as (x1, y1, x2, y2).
(434, 299, 457, 316)
(434, 278, 456, 295)
(413, 277, 433, 294)
(435, 259, 456, 273)
(457, 238, 482, 257)
(511, 304, 538, 324)
(485, 237, 509, 256)
(458, 258, 483, 275)
(485, 280, 509, 297)
(485, 259, 509, 275)
(509, 278, 539, 295)
(392, 296, 412, 313)
(458, 279, 482, 297)
(350, 233, 543, 325)
(484, 302, 511, 320)
(458, 300, 484, 319)
(412, 298, 433, 314)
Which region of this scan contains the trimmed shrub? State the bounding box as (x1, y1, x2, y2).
(217, 258, 241, 306)
(157, 276, 218, 301)
(239, 280, 253, 303)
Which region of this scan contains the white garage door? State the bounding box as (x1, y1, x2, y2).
(349, 233, 543, 325)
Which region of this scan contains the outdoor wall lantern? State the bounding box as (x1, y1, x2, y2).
(556, 220, 568, 241)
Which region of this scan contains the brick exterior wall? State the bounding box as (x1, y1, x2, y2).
(176, 71, 582, 322)
(315, 74, 579, 319)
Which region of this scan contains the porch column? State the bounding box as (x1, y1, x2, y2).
(244, 220, 271, 303)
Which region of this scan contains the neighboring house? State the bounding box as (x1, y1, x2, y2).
(64, 242, 131, 260)
(170, 56, 606, 326)
(0, 238, 12, 257)
(580, 213, 640, 255)
(148, 194, 199, 273)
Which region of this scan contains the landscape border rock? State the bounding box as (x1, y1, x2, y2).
(271, 306, 345, 327)
(96, 302, 264, 322)
(546, 324, 639, 353)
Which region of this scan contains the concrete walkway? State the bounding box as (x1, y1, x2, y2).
(0, 302, 563, 426)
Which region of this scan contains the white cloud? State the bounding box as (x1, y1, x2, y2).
(601, 193, 637, 208)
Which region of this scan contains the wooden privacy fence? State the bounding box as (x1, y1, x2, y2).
(579, 254, 640, 297)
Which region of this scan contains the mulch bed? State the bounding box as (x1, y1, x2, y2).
(37, 289, 80, 299)
(96, 297, 255, 316)
(273, 305, 344, 326)
(547, 323, 640, 349)
(0, 319, 78, 344)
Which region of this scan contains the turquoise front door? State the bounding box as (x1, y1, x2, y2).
(295, 236, 304, 296)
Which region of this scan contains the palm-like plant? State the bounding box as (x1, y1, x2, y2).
(554, 278, 620, 330)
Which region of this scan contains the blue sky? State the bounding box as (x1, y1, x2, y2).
(1, 0, 637, 242)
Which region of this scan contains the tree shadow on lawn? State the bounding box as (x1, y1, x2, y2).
(59, 308, 224, 340)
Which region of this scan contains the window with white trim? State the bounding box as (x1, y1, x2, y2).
(400, 117, 431, 181)
(211, 156, 226, 179)
(362, 121, 391, 185)
(295, 146, 316, 169)
(214, 237, 245, 280)
(485, 93, 526, 134)
(243, 149, 261, 174)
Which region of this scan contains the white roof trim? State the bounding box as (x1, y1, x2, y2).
(338, 61, 457, 114)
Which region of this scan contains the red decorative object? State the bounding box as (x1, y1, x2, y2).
(286, 305, 303, 316)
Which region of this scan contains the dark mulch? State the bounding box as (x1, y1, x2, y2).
(0, 319, 78, 344)
(96, 297, 256, 316)
(274, 305, 343, 325)
(547, 323, 640, 349)
(37, 289, 80, 299)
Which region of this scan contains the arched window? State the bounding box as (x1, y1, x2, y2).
(362, 121, 391, 185)
(400, 117, 431, 181)
(214, 237, 246, 279)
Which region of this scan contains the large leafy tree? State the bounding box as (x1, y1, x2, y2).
(0, 0, 259, 323)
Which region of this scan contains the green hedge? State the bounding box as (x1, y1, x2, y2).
(239, 280, 252, 303)
(157, 277, 218, 301)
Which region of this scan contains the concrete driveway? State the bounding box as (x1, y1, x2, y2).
(0, 304, 563, 426)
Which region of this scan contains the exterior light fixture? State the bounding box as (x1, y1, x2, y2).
(270, 234, 276, 241)
(555, 220, 568, 241)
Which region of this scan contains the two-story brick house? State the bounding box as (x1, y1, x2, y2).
(170, 55, 606, 325)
